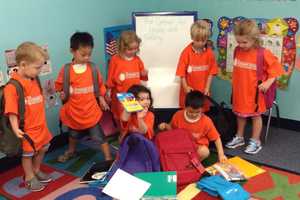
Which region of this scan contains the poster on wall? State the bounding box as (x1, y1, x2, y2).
(4, 45, 52, 79)
(217, 16, 299, 89)
(103, 25, 133, 76)
(0, 71, 4, 86)
(43, 79, 58, 109)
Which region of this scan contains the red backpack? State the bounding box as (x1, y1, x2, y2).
(255, 47, 276, 110)
(155, 129, 205, 186)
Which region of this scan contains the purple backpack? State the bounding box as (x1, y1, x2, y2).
(108, 133, 160, 179)
(255, 47, 276, 110)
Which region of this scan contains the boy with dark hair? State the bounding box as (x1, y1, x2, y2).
(159, 90, 227, 162)
(55, 32, 112, 162)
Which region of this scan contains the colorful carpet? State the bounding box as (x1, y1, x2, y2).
(0, 164, 76, 200)
(1, 144, 300, 200)
(45, 143, 108, 177)
(244, 166, 300, 200)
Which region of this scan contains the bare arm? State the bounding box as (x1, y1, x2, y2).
(181, 77, 192, 93)
(204, 75, 213, 95)
(158, 122, 172, 131)
(214, 138, 227, 163)
(8, 114, 24, 138)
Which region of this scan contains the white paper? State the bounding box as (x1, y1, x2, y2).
(103, 169, 151, 200)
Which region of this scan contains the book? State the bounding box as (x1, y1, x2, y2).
(224, 156, 266, 179)
(134, 171, 177, 200)
(80, 160, 114, 184)
(206, 156, 266, 181)
(213, 162, 246, 181)
(177, 183, 200, 200)
(116, 92, 143, 112)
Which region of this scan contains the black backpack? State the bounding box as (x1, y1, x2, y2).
(0, 79, 36, 157)
(205, 95, 237, 144)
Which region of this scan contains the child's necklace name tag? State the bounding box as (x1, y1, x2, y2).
(73, 64, 87, 74)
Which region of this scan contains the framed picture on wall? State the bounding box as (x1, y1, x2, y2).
(103, 24, 133, 77)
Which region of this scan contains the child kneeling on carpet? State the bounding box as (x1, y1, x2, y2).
(159, 90, 227, 162)
(4, 42, 53, 191)
(120, 84, 155, 142)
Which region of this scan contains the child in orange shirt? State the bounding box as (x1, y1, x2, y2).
(159, 91, 227, 162)
(120, 84, 154, 141)
(225, 19, 284, 154)
(4, 42, 53, 191)
(106, 31, 148, 120)
(55, 32, 112, 162)
(176, 20, 218, 109)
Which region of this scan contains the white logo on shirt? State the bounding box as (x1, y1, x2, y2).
(187, 65, 209, 73)
(234, 59, 257, 70)
(25, 95, 43, 105)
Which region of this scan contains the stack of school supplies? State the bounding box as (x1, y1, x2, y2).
(206, 156, 265, 181)
(134, 171, 177, 200)
(116, 92, 143, 112)
(209, 162, 246, 181)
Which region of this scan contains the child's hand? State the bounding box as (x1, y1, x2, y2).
(158, 123, 167, 131)
(14, 128, 25, 138)
(99, 96, 110, 111)
(184, 85, 193, 94)
(258, 78, 275, 93)
(204, 88, 210, 96)
(218, 154, 227, 163)
(158, 122, 171, 131)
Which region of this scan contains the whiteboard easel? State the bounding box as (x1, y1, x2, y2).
(133, 11, 197, 108)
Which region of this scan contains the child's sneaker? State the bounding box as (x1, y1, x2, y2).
(244, 139, 262, 154)
(36, 171, 52, 183)
(225, 136, 245, 149)
(25, 177, 45, 192)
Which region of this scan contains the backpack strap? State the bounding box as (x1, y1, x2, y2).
(8, 79, 36, 152)
(62, 63, 71, 104)
(90, 62, 100, 99)
(255, 47, 265, 112)
(9, 79, 25, 130)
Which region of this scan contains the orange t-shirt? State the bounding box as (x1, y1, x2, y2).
(170, 110, 219, 146)
(107, 55, 147, 119)
(4, 73, 53, 152)
(121, 111, 154, 140)
(232, 48, 284, 114)
(176, 43, 218, 107)
(55, 63, 106, 130)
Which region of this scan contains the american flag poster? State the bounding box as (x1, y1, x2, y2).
(103, 25, 132, 77)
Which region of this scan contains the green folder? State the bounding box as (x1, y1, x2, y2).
(134, 171, 177, 199)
